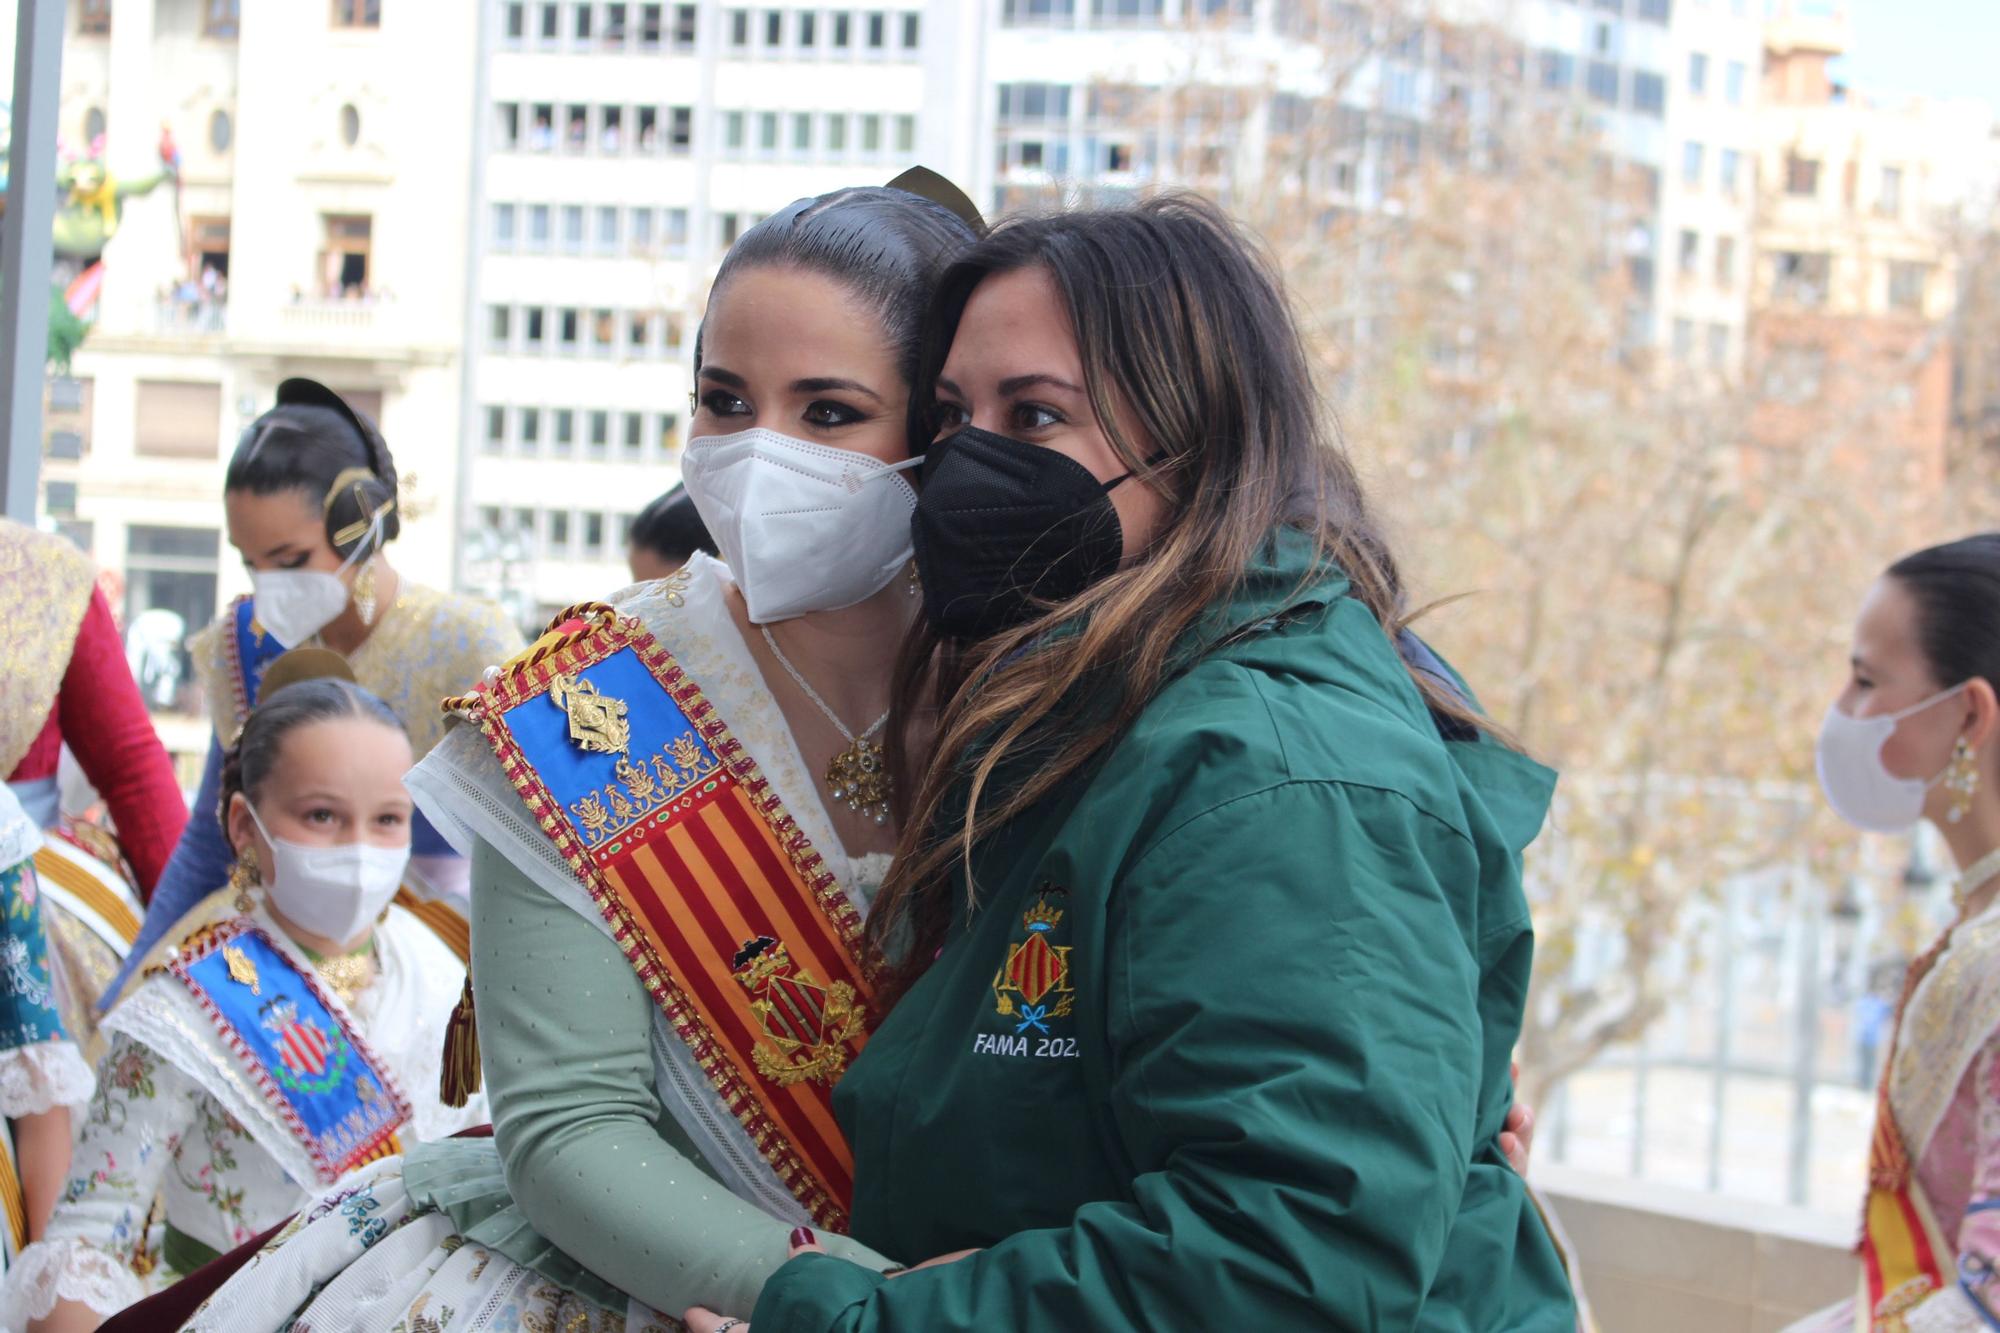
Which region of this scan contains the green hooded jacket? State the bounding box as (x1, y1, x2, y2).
(755, 525, 1577, 1331)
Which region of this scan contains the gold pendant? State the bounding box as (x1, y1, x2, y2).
(826, 738, 892, 826)
(315, 951, 377, 1007)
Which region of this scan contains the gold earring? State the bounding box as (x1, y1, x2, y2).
(906, 561, 920, 597)
(352, 558, 379, 626)
(1947, 738, 1980, 824)
(230, 852, 260, 914)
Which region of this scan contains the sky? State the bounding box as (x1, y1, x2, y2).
(1831, 0, 2000, 116)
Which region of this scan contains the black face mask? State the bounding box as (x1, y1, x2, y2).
(911, 426, 1134, 641)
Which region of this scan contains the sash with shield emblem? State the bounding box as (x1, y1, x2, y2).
(447, 604, 876, 1232)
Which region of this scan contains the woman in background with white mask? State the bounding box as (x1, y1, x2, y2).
(109, 380, 522, 1006)
(3, 657, 486, 1332)
(1788, 533, 2000, 1332)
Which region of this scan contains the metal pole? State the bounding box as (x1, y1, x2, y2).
(1706, 878, 1738, 1192)
(1789, 865, 1824, 1207)
(0, 0, 65, 522)
(450, 0, 496, 594)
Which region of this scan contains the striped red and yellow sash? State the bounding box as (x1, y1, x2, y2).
(1856, 929, 1956, 1329)
(452, 604, 873, 1231)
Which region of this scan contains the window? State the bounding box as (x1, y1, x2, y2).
(589, 411, 611, 452)
(1719, 148, 1742, 197)
(636, 106, 659, 152)
(339, 104, 362, 146)
(83, 107, 106, 142)
(527, 204, 552, 251)
(548, 510, 572, 553)
(664, 312, 685, 351)
(584, 512, 607, 557)
(525, 306, 547, 350)
(860, 114, 882, 155)
(894, 114, 915, 154)
(728, 7, 750, 47)
(1707, 323, 1729, 368)
(538, 2, 560, 39)
(901, 11, 920, 48)
(1672, 319, 1693, 361)
(826, 114, 849, 153)
(1631, 71, 1666, 117)
(1091, 0, 1164, 20)
(190, 215, 231, 280)
(559, 307, 581, 352)
(720, 212, 742, 248)
(554, 409, 576, 457)
(596, 205, 621, 253)
(483, 406, 507, 454)
(488, 304, 513, 348)
(125, 527, 220, 664)
(519, 407, 543, 454)
(1725, 60, 1746, 105)
(791, 112, 813, 153)
(1003, 0, 1077, 21)
(331, 0, 381, 28)
(763, 9, 782, 45)
(319, 214, 372, 297)
(1878, 166, 1904, 217)
(1585, 61, 1618, 105)
(832, 12, 852, 47)
(656, 413, 681, 452)
(673, 3, 697, 46)
(757, 112, 779, 154)
(629, 312, 652, 355)
(504, 2, 526, 40)
(1539, 50, 1575, 90)
(76, 0, 109, 30)
(1774, 251, 1831, 306)
(591, 309, 616, 356)
(1677, 229, 1699, 275)
(1688, 52, 1707, 96)
(1889, 261, 1929, 313)
(866, 11, 887, 48)
(1715, 235, 1736, 285)
(640, 3, 663, 47)
(1785, 153, 1820, 197)
(1637, 0, 1669, 19)
(565, 104, 589, 153)
(478, 505, 503, 533)
(561, 204, 585, 252)
(1681, 141, 1703, 188)
(799, 10, 818, 46)
(511, 508, 535, 539)
(205, 0, 240, 38)
(574, 1, 593, 41)
(134, 381, 222, 457)
(664, 208, 689, 253)
(724, 111, 746, 151)
(630, 207, 656, 250)
(497, 103, 521, 151)
(601, 106, 623, 153)
(605, 3, 628, 44)
(529, 104, 555, 151)
(622, 411, 646, 459)
(669, 106, 693, 152)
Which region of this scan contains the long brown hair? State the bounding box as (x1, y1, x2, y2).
(870, 194, 1485, 982)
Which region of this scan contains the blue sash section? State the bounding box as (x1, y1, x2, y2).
(173, 921, 409, 1183)
(230, 596, 288, 721)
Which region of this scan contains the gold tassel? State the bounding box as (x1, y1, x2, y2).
(440, 973, 482, 1108)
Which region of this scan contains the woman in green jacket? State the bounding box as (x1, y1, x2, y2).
(695, 196, 1577, 1331)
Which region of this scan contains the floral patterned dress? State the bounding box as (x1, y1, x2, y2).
(0, 902, 485, 1327)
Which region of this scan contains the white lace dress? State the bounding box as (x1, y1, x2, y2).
(189, 559, 900, 1333)
(0, 902, 485, 1329)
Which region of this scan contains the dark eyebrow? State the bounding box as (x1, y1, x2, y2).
(792, 376, 883, 404)
(999, 372, 1085, 397)
(699, 365, 747, 389)
(934, 376, 965, 401)
(261, 543, 304, 563)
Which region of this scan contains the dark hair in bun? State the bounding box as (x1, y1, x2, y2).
(225, 378, 401, 561)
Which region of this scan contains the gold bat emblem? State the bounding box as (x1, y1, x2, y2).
(223, 942, 261, 995)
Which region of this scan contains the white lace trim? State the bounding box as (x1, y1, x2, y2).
(1906, 1282, 1988, 1332)
(0, 1236, 147, 1323)
(0, 1038, 94, 1117)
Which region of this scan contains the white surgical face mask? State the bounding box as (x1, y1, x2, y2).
(249, 513, 382, 647)
(246, 801, 409, 945)
(1815, 683, 1967, 834)
(680, 427, 921, 624)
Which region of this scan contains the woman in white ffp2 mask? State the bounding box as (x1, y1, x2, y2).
(1786, 534, 2000, 1333)
(108, 381, 524, 1012)
(3, 657, 487, 1332)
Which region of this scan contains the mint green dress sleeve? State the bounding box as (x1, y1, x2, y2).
(468, 837, 896, 1316)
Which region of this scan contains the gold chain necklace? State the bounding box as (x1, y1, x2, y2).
(759, 625, 892, 826)
(309, 945, 378, 1007)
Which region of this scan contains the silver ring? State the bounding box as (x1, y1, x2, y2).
(714, 1322, 745, 1333)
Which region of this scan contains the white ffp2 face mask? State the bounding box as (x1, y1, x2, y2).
(246, 801, 409, 946)
(249, 512, 384, 647)
(680, 427, 921, 624)
(1815, 683, 1967, 834)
